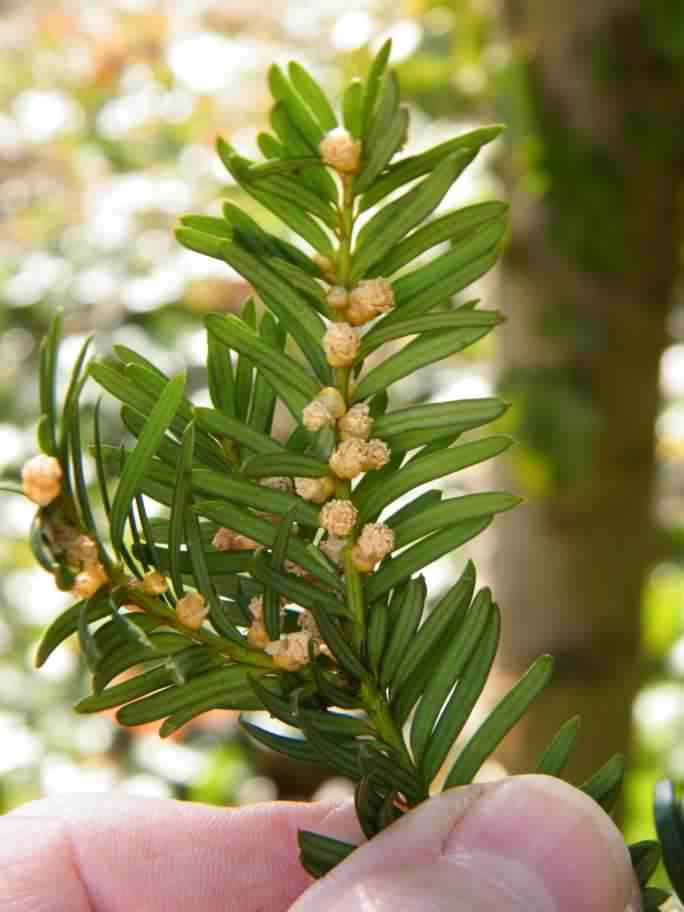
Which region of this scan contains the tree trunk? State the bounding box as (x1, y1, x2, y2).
(477, 0, 684, 784)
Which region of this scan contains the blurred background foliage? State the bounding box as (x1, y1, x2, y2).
(1, 0, 684, 890)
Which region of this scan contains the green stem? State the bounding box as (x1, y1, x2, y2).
(332, 171, 417, 781)
(337, 176, 354, 290)
(122, 587, 275, 669)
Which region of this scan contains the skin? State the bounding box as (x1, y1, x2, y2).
(0, 775, 640, 912)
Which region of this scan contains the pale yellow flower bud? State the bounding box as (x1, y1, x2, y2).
(66, 535, 98, 567)
(141, 570, 168, 595)
(21, 454, 63, 507)
(248, 619, 270, 649)
(294, 475, 336, 504)
(362, 439, 391, 470)
(346, 296, 377, 327)
(212, 528, 234, 551)
(319, 499, 358, 538)
(326, 286, 349, 312)
(329, 438, 366, 479)
(350, 544, 376, 573)
(302, 399, 334, 432)
(317, 387, 347, 419)
(313, 253, 337, 283)
(297, 610, 320, 639)
(176, 591, 208, 630)
(265, 631, 313, 671)
(322, 323, 359, 368)
(338, 403, 373, 441)
(259, 476, 293, 494)
(72, 561, 108, 599)
(320, 535, 346, 565)
(348, 279, 394, 326)
(248, 595, 264, 621)
(284, 559, 308, 578)
(319, 128, 361, 174)
(354, 522, 395, 570)
(212, 527, 258, 551)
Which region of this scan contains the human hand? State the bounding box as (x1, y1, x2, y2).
(0, 775, 640, 911)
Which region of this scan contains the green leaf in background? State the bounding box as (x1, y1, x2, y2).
(110, 373, 186, 555)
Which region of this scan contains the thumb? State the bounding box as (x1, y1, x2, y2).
(293, 775, 641, 912)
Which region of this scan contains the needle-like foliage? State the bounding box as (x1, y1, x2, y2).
(15, 42, 665, 905)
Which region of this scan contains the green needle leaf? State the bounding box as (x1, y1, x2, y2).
(352, 325, 498, 402)
(288, 62, 338, 132)
(379, 577, 426, 688)
(169, 422, 195, 598)
(359, 125, 503, 212)
(443, 654, 554, 789)
(654, 779, 684, 902)
(207, 333, 236, 418)
(194, 407, 284, 455)
(361, 39, 392, 137)
(241, 718, 320, 764)
(342, 78, 363, 139)
(110, 373, 186, 555)
(351, 152, 475, 282)
(358, 310, 501, 360)
(580, 753, 625, 814)
(117, 664, 265, 726)
(36, 598, 111, 668)
(413, 591, 496, 777)
(298, 831, 356, 878)
(357, 436, 512, 525)
(536, 715, 581, 776)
